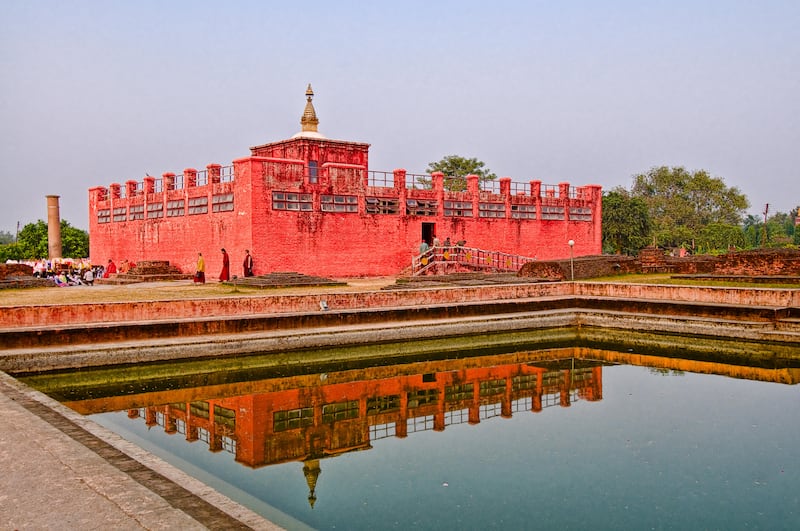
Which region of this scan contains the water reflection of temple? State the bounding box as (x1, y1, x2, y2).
(54, 345, 799, 507)
(120, 358, 603, 505)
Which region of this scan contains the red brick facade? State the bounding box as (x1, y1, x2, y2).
(89, 89, 602, 278)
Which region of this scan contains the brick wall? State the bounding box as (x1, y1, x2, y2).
(4, 282, 799, 330)
(0, 263, 33, 280)
(522, 249, 800, 280)
(669, 249, 800, 276)
(89, 137, 602, 278)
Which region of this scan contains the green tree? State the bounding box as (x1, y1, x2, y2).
(601, 187, 652, 254)
(0, 243, 23, 263)
(741, 209, 798, 248)
(425, 155, 498, 191)
(742, 214, 763, 248)
(62, 221, 89, 257)
(695, 223, 746, 253)
(631, 166, 749, 249)
(15, 219, 89, 259)
(16, 220, 49, 258)
(0, 230, 14, 245)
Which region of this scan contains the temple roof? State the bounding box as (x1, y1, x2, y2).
(292, 83, 326, 139)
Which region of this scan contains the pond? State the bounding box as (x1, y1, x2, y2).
(21, 342, 800, 530)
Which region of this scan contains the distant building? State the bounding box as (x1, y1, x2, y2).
(89, 85, 602, 278)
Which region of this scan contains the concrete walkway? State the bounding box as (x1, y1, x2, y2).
(0, 372, 281, 530)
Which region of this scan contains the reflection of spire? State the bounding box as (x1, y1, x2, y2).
(300, 83, 319, 133)
(303, 459, 321, 508)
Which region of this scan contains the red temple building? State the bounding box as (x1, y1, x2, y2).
(88, 85, 603, 278)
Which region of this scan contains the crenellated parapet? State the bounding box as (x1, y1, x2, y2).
(91, 158, 600, 225)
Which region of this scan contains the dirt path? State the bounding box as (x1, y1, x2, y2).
(0, 277, 397, 307)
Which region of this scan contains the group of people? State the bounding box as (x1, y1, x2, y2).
(419, 236, 467, 273)
(194, 248, 254, 284)
(51, 264, 102, 287)
(420, 236, 461, 255)
(16, 258, 105, 287)
(98, 258, 135, 278)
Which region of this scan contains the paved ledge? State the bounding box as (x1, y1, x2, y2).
(0, 372, 282, 530)
(4, 282, 798, 329)
(3, 308, 798, 374)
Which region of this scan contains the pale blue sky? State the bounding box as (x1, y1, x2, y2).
(1, 0, 798, 232)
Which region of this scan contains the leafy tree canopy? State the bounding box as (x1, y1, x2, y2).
(695, 222, 746, 254)
(14, 219, 88, 259)
(0, 230, 13, 245)
(631, 166, 749, 248)
(601, 187, 652, 254)
(425, 155, 498, 191)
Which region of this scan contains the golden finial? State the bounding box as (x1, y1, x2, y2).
(303, 459, 321, 508)
(301, 83, 319, 133)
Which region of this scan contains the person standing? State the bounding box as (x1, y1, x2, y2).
(195, 252, 206, 284)
(243, 249, 254, 277)
(219, 248, 230, 282)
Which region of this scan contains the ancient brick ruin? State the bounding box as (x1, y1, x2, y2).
(519, 248, 800, 281)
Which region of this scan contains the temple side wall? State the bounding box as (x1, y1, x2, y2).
(89, 157, 602, 277)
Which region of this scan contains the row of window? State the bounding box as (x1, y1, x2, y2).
(99, 193, 592, 223)
(271, 193, 591, 220)
(272, 374, 553, 432)
(97, 194, 234, 223)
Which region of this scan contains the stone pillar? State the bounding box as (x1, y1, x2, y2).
(163, 172, 176, 191)
(143, 175, 155, 194)
(560, 370, 571, 407)
(46, 195, 62, 260)
(502, 378, 512, 418)
(393, 168, 406, 191)
(185, 168, 198, 188)
(432, 172, 445, 217)
(109, 183, 121, 199)
(530, 180, 541, 198)
(467, 174, 480, 194)
(499, 177, 511, 196)
(208, 163, 222, 184)
(501, 177, 513, 218)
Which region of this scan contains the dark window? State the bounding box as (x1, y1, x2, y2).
(167, 200, 185, 217)
(212, 193, 234, 212)
(321, 194, 358, 213)
(308, 160, 318, 184)
(272, 192, 312, 211)
(188, 196, 208, 215)
(129, 204, 145, 220)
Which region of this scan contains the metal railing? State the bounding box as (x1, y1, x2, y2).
(410, 245, 536, 276)
(406, 173, 434, 190)
(368, 170, 394, 188)
(220, 165, 235, 182)
(480, 179, 500, 194)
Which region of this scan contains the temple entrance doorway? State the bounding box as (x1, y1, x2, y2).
(421, 223, 435, 246)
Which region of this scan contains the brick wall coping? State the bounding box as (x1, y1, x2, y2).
(1, 282, 798, 329)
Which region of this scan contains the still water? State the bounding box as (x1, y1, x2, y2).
(27, 346, 800, 530)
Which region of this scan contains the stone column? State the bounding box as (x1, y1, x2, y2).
(46, 195, 62, 260)
(208, 163, 222, 184)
